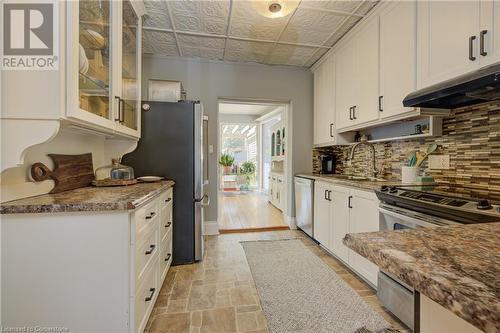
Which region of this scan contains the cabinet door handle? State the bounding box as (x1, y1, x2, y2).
(165, 253, 171, 262)
(378, 96, 384, 112)
(349, 107, 353, 120)
(145, 212, 156, 220)
(480, 30, 488, 56)
(352, 106, 357, 120)
(145, 244, 156, 255)
(469, 35, 477, 61)
(324, 189, 328, 200)
(327, 190, 332, 201)
(165, 197, 172, 203)
(145, 288, 156, 302)
(114, 96, 121, 121)
(165, 221, 172, 228)
(330, 123, 334, 137)
(348, 195, 353, 209)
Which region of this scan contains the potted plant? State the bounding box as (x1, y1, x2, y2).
(219, 153, 235, 174)
(239, 161, 256, 191)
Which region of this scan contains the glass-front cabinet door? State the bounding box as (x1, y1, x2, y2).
(67, 0, 143, 137)
(119, 0, 140, 132)
(76, 0, 113, 124)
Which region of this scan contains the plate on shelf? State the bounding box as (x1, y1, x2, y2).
(137, 176, 164, 182)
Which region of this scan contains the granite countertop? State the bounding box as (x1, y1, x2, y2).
(0, 180, 175, 214)
(296, 173, 430, 191)
(343, 223, 500, 333)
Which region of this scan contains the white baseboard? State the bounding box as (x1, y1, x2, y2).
(203, 220, 219, 235)
(284, 215, 297, 229)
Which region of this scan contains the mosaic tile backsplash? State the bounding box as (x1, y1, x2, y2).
(313, 100, 500, 192)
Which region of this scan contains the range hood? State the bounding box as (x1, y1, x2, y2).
(403, 63, 500, 109)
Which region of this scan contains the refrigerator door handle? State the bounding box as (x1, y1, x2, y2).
(201, 195, 210, 207)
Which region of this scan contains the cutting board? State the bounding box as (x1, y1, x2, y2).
(30, 153, 95, 193)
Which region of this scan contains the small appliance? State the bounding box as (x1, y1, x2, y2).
(319, 154, 336, 174)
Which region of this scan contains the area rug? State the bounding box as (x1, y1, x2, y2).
(240, 239, 394, 333)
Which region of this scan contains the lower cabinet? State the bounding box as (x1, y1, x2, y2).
(269, 173, 284, 211)
(1, 187, 174, 333)
(313, 181, 379, 286)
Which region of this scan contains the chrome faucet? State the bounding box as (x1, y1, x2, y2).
(349, 139, 379, 178)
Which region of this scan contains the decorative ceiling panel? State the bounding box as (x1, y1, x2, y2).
(229, 1, 288, 40)
(224, 40, 273, 63)
(268, 44, 318, 66)
(143, 30, 178, 56)
(169, 0, 229, 35)
(142, 0, 379, 67)
(143, 1, 172, 29)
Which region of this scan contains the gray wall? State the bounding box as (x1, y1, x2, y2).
(219, 113, 259, 124)
(142, 55, 313, 222)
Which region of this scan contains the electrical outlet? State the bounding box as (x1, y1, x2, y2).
(428, 155, 450, 170)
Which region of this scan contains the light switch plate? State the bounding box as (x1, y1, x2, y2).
(209, 145, 214, 154)
(428, 155, 450, 169)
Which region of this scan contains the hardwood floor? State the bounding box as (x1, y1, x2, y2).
(218, 191, 288, 231)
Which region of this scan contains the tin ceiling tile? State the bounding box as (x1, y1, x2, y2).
(169, 0, 229, 35)
(178, 35, 225, 49)
(268, 44, 318, 67)
(225, 40, 274, 64)
(300, 0, 363, 13)
(143, 30, 179, 56)
(182, 46, 224, 60)
(304, 48, 329, 67)
(143, 1, 172, 29)
(229, 1, 288, 40)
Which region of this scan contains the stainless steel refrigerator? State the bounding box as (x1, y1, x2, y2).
(122, 101, 208, 264)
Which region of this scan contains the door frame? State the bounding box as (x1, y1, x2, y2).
(217, 98, 292, 228)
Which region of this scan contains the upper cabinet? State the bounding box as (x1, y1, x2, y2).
(67, 0, 144, 138)
(379, 2, 417, 119)
(417, 0, 500, 89)
(314, 54, 336, 145)
(335, 17, 379, 129)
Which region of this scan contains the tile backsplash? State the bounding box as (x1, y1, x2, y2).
(313, 100, 500, 191)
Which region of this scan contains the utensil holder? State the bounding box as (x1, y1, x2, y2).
(401, 166, 419, 183)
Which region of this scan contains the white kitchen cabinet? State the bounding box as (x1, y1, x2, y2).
(269, 173, 284, 212)
(335, 39, 356, 130)
(353, 17, 380, 125)
(67, 0, 144, 138)
(479, 0, 500, 67)
(330, 186, 350, 263)
(348, 189, 380, 287)
(313, 181, 379, 287)
(417, 1, 481, 88)
(1, 187, 174, 333)
(314, 181, 332, 248)
(334, 16, 379, 129)
(379, 1, 417, 119)
(314, 54, 336, 145)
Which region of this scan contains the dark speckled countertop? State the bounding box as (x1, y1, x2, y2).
(343, 223, 500, 333)
(0, 180, 175, 214)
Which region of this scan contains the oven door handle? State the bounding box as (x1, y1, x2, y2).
(378, 204, 459, 228)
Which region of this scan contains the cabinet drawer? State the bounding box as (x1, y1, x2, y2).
(136, 228, 159, 283)
(160, 202, 173, 242)
(160, 230, 173, 282)
(159, 188, 173, 207)
(135, 199, 159, 240)
(135, 257, 159, 333)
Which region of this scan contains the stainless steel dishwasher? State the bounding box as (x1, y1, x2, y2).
(294, 176, 314, 238)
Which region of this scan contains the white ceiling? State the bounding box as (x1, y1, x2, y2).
(219, 103, 279, 115)
(142, 0, 379, 67)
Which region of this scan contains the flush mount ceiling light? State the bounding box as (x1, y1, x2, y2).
(252, 0, 299, 18)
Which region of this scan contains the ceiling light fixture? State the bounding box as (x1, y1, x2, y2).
(252, 1, 299, 19)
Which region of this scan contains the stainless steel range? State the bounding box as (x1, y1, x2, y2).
(374, 184, 500, 331)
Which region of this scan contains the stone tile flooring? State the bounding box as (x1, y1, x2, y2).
(145, 230, 408, 333)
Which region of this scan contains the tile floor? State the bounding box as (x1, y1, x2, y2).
(145, 230, 408, 333)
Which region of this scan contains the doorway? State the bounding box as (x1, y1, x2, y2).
(217, 100, 289, 232)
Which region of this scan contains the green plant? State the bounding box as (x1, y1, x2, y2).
(218, 153, 235, 167)
(240, 161, 256, 175)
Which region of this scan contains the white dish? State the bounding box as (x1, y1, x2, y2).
(137, 176, 164, 182)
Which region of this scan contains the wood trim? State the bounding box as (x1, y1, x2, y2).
(219, 226, 290, 234)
